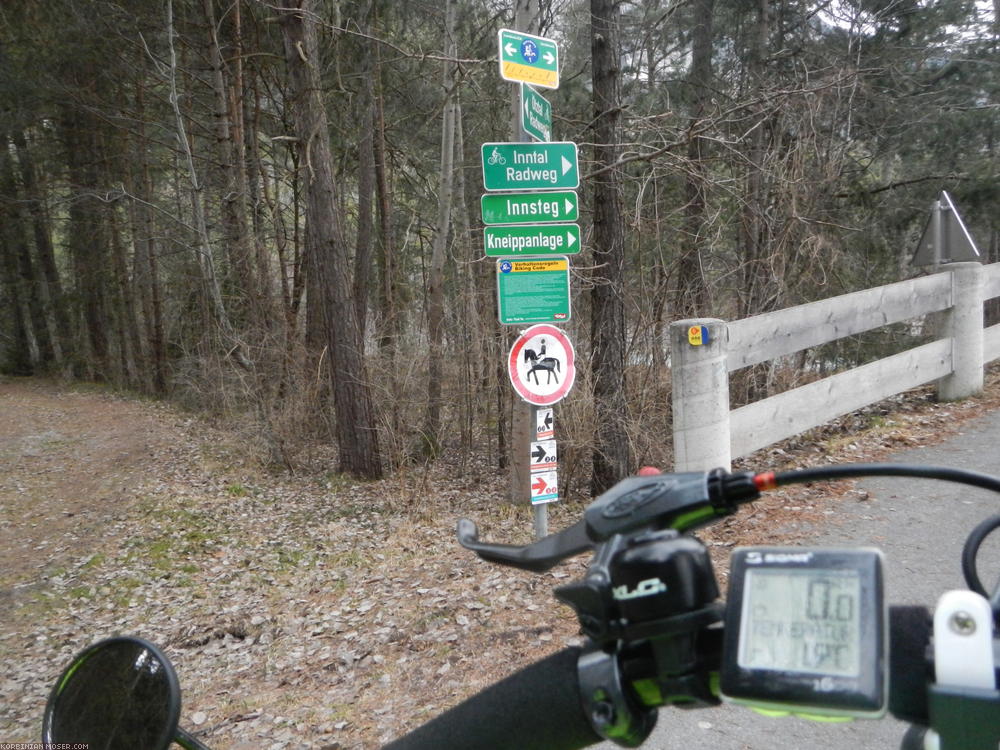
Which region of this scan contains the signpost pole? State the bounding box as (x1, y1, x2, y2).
(508, 3, 546, 539)
(932, 198, 944, 271)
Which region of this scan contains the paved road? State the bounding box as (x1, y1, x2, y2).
(597, 408, 1000, 750)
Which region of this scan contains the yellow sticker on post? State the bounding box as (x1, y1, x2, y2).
(688, 325, 710, 346)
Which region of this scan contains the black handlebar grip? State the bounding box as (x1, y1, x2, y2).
(888, 605, 933, 725)
(381, 646, 602, 750)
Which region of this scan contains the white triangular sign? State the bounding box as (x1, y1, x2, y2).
(912, 191, 981, 266)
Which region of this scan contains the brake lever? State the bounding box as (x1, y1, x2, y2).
(458, 470, 744, 572)
(457, 518, 592, 572)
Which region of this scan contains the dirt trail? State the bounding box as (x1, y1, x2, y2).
(0, 381, 180, 595)
(0, 377, 570, 749)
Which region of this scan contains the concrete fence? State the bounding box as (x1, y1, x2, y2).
(672, 262, 1000, 471)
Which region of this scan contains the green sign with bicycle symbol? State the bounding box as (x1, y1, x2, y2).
(481, 142, 579, 192)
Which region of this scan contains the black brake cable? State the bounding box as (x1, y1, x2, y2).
(755, 462, 1000, 495)
(961, 515, 1000, 606)
(747, 462, 1000, 601)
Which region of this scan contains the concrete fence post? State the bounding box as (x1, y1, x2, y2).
(670, 319, 731, 472)
(937, 262, 984, 401)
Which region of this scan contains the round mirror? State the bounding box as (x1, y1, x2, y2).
(43, 636, 181, 750)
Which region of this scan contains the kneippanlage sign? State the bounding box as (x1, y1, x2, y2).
(484, 224, 580, 257)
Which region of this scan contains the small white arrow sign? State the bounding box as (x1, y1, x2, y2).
(564, 199, 573, 214)
(567, 232, 576, 248)
(505, 42, 517, 56)
(543, 52, 555, 65)
(561, 156, 572, 175)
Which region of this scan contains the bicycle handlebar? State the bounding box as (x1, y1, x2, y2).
(387, 463, 1000, 749)
(41, 463, 1000, 750)
(383, 646, 604, 750)
(383, 606, 933, 748)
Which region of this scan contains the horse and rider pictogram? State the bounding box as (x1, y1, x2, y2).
(523, 338, 561, 385)
(507, 324, 575, 406)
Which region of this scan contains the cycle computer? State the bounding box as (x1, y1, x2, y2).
(720, 546, 886, 718)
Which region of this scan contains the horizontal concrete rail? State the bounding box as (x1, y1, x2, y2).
(673, 262, 1000, 472)
(730, 340, 952, 458)
(726, 274, 953, 371)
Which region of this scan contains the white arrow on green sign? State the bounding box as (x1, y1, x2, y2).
(485, 224, 580, 257)
(481, 142, 578, 191)
(498, 29, 559, 89)
(521, 84, 551, 142)
(496, 257, 571, 325)
(480, 191, 578, 225)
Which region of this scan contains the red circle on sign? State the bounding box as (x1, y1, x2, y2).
(508, 324, 576, 405)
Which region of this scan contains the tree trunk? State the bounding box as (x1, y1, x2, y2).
(734, 0, 778, 403)
(108, 208, 141, 388)
(202, 0, 261, 328)
(353, 0, 378, 344)
(0, 234, 39, 374)
(167, 0, 238, 357)
(590, 0, 632, 494)
(422, 0, 458, 457)
(453, 94, 479, 454)
(11, 130, 68, 369)
(674, 0, 715, 319)
(279, 0, 383, 479)
(370, 20, 404, 443)
(374, 73, 398, 353)
(0, 140, 42, 372)
(60, 100, 110, 378)
(131, 76, 168, 394)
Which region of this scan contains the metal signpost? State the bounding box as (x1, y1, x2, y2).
(488, 25, 573, 537)
(498, 28, 559, 89)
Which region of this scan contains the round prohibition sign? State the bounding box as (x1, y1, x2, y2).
(508, 324, 576, 406)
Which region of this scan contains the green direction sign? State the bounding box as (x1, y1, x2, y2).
(496, 257, 571, 325)
(481, 191, 578, 225)
(498, 29, 559, 89)
(521, 84, 552, 142)
(485, 224, 580, 257)
(481, 142, 579, 191)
